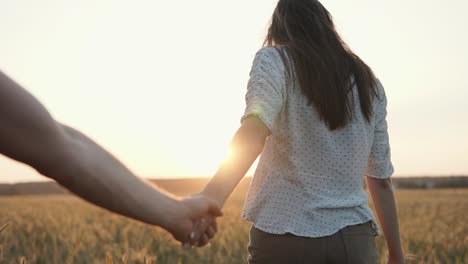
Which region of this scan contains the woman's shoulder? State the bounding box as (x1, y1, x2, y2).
(374, 78, 387, 102)
(252, 46, 290, 75)
(255, 46, 288, 60)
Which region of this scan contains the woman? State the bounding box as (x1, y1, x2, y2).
(196, 0, 404, 263)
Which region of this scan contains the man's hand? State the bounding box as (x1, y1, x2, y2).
(165, 194, 222, 246)
(188, 216, 217, 247)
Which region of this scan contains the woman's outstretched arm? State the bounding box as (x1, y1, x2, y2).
(0, 71, 221, 244)
(200, 48, 283, 209)
(202, 115, 270, 208)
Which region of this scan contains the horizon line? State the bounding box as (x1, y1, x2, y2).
(1, 174, 468, 185)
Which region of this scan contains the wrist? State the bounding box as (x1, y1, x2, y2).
(158, 196, 187, 231)
(201, 188, 225, 209)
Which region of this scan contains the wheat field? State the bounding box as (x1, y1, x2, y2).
(0, 185, 467, 264)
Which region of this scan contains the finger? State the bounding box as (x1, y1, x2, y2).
(194, 218, 210, 245)
(190, 219, 208, 246)
(199, 218, 210, 232)
(206, 198, 223, 217)
(197, 234, 209, 247)
(183, 242, 192, 251)
(211, 217, 218, 233)
(206, 217, 217, 235)
(206, 226, 216, 239)
(189, 223, 202, 246)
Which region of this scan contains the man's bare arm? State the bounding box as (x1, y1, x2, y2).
(0, 71, 221, 243)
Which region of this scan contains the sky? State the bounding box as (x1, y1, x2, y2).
(0, 0, 467, 183)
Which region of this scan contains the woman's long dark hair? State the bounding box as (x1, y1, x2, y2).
(264, 0, 378, 130)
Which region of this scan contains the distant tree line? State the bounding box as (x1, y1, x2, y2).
(0, 176, 467, 196)
(389, 176, 468, 189)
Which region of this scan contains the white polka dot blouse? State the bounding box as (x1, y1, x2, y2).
(241, 46, 394, 237)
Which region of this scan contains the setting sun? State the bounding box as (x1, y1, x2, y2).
(165, 130, 233, 177)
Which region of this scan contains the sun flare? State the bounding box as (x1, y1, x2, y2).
(164, 131, 233, 177)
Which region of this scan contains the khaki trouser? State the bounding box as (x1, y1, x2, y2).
(247, 221, 379, 264)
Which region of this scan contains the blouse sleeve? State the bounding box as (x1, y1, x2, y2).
(240, 47, 287, 131)
(366, 79, 394, 179)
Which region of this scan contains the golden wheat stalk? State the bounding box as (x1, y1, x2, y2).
(0, 222, 9, 233)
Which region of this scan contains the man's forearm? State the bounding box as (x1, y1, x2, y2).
(0, 71, 224, 245)
(367, 178, 404, 257)
(43, 125, 183, 230)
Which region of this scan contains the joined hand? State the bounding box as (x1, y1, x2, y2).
(166, 193, 222, 248)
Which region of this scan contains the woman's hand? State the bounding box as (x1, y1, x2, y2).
(165, 194, 222, 246)
(387, 252, 405, 264)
